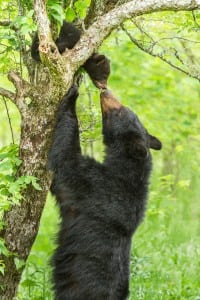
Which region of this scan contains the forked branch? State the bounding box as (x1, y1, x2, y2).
(7, 71, 32, 111)
(33, 0, 67, 81)
(121, 21, 200, 81)
(0, 88, 16, 101)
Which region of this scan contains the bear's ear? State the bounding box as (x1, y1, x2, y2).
(133, 142, 149, 159)
(127, 136, 148, 159)
(149, 134, 162, 150)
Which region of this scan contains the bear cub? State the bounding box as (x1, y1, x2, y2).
(48, 86, 162, 300)
(31, 21, 110, 88)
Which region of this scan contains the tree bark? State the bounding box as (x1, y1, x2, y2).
(0, 0, 200, 298)
(0, 76, 63, 298)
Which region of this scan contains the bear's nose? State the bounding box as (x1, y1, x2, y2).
(100, 89, 122, 113)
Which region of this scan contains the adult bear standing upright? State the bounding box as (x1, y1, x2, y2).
(48, 86, 162, 300)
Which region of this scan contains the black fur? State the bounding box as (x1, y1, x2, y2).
(48, 86, 162, 300)
(31, 21, 110, 88)
(31, 22, 81, 62)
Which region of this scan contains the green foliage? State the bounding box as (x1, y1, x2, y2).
(73, 0, 91, 19)
(0, 144, 21, 210)
(0, 237, 11, 275)
(12, 10, 37, 35)
(0, 2, 36, 75)
(46, 0, 91, 24)
(0, 144, 41, 275)
(0, 144, 41, 213)
(65, 0, 91, 22)
(123, 12, 200, 81)
(0, 259, 5, 275)
(47, 0, 65, 25)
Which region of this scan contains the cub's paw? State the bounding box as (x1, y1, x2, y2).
(84, 53, 110, 89)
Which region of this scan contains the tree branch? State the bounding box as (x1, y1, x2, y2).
(67, 0, 200, 72)
(33, 0, 73, 89)
(33, 0, 60, 64)
(34, 0, 51, 39)
(2, 97, 15, 144)
(0, 87, 16, 101)
(192, 10, 200, 27)
(8, 71, 30, 92)
(121, 24, 200, 81)
(0, 20, 18, 31)
(7, 71, 32, 111)
(34, 0, 200, 90)
(0, 20, 12, 26)
(85, 0, 128, 26)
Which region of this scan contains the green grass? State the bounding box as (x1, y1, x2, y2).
(129, 174, 200, 300)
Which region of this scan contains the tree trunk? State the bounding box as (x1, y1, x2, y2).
(0, 80, 62, 299)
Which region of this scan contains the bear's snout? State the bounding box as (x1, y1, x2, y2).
(100, 89, 122, 113)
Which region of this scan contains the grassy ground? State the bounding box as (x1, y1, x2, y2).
(129, 171, 200, 300)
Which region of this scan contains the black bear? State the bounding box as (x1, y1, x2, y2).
(31, 21, 110, 88)
(48, 86, 162, 299)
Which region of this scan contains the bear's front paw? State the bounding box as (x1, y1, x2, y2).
(58, 84, 79, 116)
(66, 84, 79, 100)
(62, 84, 79, 105)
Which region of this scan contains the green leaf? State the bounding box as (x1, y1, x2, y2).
(50, 12, 63, 23)
(0, 160, 13, 172)
(74, 0, 91, 19)
(0, 260, 5, 275)
(30, 177, 42, 191)
(0, 238, 10, 256)
(65, 7, 76, 22)
(21, 278, 38, 287)
(50, 4, 63, 15)
(14, 257, 26, 270)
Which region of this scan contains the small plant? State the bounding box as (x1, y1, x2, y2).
(0, 144, 41, 275)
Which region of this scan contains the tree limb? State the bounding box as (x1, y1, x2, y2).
(0, 20, 12, 26)
(34, 0, 51, 38)
(0, 87, 16, 101)
(121, 24, 200, 81)
(7, 71, 32, 111)
(33, 0, 74, 90)
(0, 20, 18, 31)
(8, 71, 30, 93)
(34, 0, 200, 88)
(67, 0, 200, 72)
(85, 0, 129, 26)
(2, 97, 15, 144)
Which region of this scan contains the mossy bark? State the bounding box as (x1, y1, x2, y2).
(0, 73, 66, 299)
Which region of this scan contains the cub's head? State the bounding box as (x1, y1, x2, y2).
(100, 90, 162, 159)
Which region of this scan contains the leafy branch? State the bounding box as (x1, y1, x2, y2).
(121, 15, 200, 81)
(1, 97, 15, 144)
